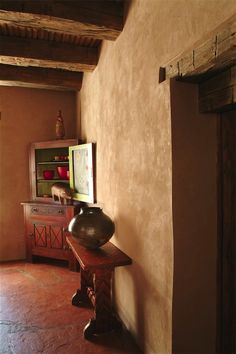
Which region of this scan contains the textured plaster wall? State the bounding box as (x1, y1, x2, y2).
(0, 87, 76, 261)
(79, 1, 236, 353)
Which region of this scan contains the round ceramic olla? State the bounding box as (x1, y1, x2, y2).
(68, 207, 115, 249)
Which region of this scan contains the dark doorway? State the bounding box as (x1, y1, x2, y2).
(171, 80, 236, 354)
(171, 80, 218, 354)
(218, 109, 236, 354)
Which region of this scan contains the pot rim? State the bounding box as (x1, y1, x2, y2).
(81, 206, 102, 213)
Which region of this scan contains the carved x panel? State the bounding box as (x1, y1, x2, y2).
(34, 224, 47, 247)
(49, 225, 63, 249)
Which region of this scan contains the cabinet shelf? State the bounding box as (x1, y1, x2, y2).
(37, 161, 69, 165)
(37, 179, 69, 183)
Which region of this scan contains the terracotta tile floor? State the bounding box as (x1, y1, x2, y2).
(0, 260, 142, 354)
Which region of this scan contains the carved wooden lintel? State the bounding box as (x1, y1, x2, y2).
(160, 14, 236, 83)
(199, 66, 236, 113)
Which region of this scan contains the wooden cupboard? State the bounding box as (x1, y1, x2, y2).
(22, 139, 79, 265)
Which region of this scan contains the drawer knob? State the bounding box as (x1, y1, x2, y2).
(32, 208, 38, 212)
(58, 209, 63, 214)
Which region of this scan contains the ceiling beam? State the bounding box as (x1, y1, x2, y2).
(0, 64, 83, 91)
(0, 0, 123, 41)
(160, 13, 236, 82)
(0, 35, 98, 72)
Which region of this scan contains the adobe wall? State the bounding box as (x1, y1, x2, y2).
(0, 87, 76, 261)
(78, 1, 236, 353)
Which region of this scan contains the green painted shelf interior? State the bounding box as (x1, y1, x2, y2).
(35, 146, 70, 198)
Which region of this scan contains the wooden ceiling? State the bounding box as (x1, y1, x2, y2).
(0, 0, 124, 91)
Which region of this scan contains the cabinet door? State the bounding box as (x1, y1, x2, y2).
(23, 203, 76, 262)
(33, 224, 65, 250)
(33, 224, 47, 247)
(48, 225, 64, 249)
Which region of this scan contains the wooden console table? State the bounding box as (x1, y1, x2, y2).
(66, 236, 132, 339)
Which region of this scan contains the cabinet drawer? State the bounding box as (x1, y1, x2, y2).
(30, 206, 65, 217)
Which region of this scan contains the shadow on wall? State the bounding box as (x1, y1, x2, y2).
(170, 79, 218, 354)
(112, 213, 145, 347)
(113, 213, 165, 353)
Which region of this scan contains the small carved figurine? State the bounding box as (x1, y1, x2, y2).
(55, 110, 65, 139)
(51, 182, 73, 205)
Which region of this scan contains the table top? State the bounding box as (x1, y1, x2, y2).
(66, 236, 132, 271)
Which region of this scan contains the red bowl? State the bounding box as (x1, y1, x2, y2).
(43, 170, 54, 180)
(57, 166, 69, 179)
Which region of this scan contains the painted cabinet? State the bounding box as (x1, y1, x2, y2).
(22, 139, 79, 265)
(21, 202, 78, 267)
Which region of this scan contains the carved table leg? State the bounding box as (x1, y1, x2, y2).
(72, 268, 90, 306)
(68, 249, 79, 272)
(83, 268, 121, 339)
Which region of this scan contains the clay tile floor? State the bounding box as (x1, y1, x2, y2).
(0, 260, 142, 354)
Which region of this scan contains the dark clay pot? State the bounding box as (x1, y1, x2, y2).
(68, 207, 115, 249)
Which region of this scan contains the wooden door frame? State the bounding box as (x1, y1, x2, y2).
(217, 111, 236, 353)
(160, 14, 236, 353)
